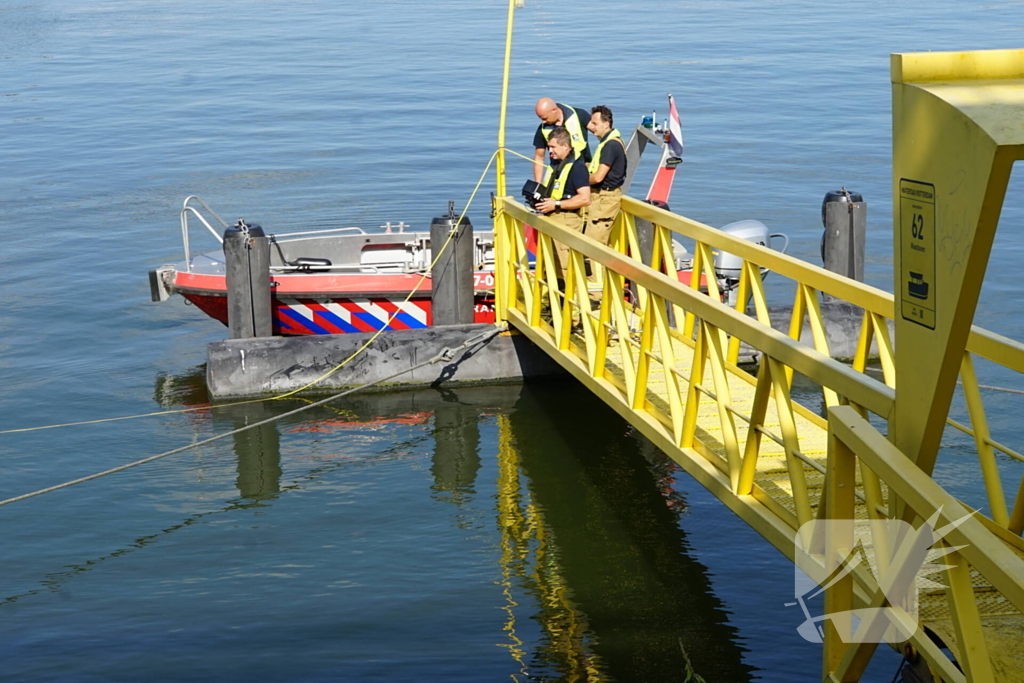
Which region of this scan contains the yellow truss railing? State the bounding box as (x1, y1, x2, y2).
(827, 406, 1024, 683)
(492, 194, 1024, 681)
(496, 196, 1024, 539)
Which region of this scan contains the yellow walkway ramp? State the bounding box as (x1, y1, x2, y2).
(492, 189, 1024, 682)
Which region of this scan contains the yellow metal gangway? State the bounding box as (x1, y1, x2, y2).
(490, 49, 1024, 682)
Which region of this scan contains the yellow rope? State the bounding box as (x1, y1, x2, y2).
(503, 147, 545, 167)
(266, 147, 500, 399)
(1, 149, 501, 436)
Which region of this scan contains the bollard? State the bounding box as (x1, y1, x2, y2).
(821, 190, 866, 296)
(632, 200, 675, 325)
(223, 401, 282, 501)
(430, 210, 475, 327)
(634, 199, 669, 268)
(223, 220, 273, 339)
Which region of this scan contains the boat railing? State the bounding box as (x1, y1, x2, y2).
(178, 195, 496, 276)
(180, 196, 229, 272)
(269, 264, 383, 274)
(269, 227, 368, 241)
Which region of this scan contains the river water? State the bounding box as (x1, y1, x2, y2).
(2, 1, 1023, 680)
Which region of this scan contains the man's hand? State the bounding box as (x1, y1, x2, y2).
(535, 198, 557, 214)
(589, 163, 611, 186)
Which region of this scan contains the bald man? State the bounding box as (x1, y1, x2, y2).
(532, 98, 591, 183)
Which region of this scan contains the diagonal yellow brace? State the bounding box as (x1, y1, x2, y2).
(768, 357, 813, 526)
(801, 284, 839, 407)
(622, 212, 647, 311)
(651, 293, 685, 444)
(680, 323, 708, 449)
(784, 282, 808, 387)
(537, 233, 563, 334)
(570, 249, 597, 371)
(508, 216, 531, 319)
(1010, 474, 1024, 536)
(682, 240, 704, 338)
(959, 352, 1010, 527)
(632, 298, 655, 411)
(607, 270, 638, 405)
(727, 261, 752, 365)
(871, 312, 895, 387)
(558, 251, 581, 351)
(852, 309, 874, 377)
(738, 357, 775, 496)
(705, 320, 742, 489)
(654, 224, 685, 329)
(591, 270, 612, 378)
(943, 546, 996, 683)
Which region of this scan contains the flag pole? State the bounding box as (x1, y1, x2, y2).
(495, 0, 518, 198)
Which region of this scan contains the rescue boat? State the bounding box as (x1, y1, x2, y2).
(150, 199, 497, 335)
(149, 96, 790, 335)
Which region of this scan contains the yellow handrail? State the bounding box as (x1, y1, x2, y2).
(492, 193, 1024, 682)
(498, 198, 895, 417)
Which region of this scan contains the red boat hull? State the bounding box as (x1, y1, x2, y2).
(174, 270, 496, 335)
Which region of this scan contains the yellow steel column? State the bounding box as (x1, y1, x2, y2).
(495, 0, 517, 199)
(891, 49, 1024, 475)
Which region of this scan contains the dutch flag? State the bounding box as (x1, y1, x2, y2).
(667, 94, 684, 159)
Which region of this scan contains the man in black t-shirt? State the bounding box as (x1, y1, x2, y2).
(535, 126, 591, 282)
(584, 105, 627, 296)
(532, 98, 592, 183)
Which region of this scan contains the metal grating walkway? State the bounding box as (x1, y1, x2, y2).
(506, 310, 1024, 682)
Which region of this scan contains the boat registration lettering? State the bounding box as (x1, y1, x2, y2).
(899, 179, 936, 330)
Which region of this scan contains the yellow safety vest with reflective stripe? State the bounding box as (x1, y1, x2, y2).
(540, 105, 589, 160)
(542, 158, 577, 201)
(588, 129, 623, 174)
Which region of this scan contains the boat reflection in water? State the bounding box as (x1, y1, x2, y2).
(151, 371, 753, 679)
(429, 390, 486, 531)
(155, 368, 283, 504)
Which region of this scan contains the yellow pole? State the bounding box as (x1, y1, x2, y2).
(493, 0, 517, 324)
(495, 0, 517, 198)
(890, 49, 1024, 477)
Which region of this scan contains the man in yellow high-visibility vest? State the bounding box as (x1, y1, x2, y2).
(532, 98, 591, 183)
(535, 126, 591, 283)
(584, 105, 627, 295)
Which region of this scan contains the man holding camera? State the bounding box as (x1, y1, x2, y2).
(534, 126, 591, 281)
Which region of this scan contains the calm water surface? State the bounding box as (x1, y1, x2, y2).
(2, 0, 1023, 680)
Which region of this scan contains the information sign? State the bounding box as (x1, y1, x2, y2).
(899, 179, 936, 330)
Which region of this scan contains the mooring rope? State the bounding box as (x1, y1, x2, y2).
(0, 325, 505, 508)
(970, 382, 1024, 396)
(862, 365, 1024, 396)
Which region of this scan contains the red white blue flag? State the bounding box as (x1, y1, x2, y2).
(667, 94, 684, 158)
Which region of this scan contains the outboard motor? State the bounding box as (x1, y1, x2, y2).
(713, 220, 789, 306)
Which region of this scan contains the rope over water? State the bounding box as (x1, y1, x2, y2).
(0, 325, 505, 508)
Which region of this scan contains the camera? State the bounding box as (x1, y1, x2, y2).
(521, 179, 544, 210)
